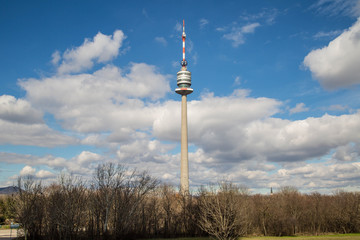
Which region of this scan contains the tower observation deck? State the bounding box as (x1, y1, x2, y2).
(176, 20, 192, 194)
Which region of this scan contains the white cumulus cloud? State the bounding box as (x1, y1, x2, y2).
(75, 151, 103, 166)
(56, 30, 125, 74)
(304, 18, 360, 89)
(154, 92, 360, 165)
(20, 165, 36, 176)
(20, 63, 170, 133)
(0, 95, 43, 124)
(36, 170, 55, 179)
(0, 118, 77, 147)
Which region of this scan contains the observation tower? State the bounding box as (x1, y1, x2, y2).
(175, 20, 193, 194)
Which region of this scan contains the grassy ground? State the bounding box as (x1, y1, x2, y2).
(145, 238, 209, 240)
(242, 233, 360, 240)
(149, 234, 360, 240)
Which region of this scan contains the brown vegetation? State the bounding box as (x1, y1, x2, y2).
(1, 164, 360, 240)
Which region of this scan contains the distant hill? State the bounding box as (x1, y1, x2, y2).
(0, 186, 19, 195)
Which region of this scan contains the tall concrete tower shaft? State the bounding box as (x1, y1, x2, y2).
(175, 20, 193, 194)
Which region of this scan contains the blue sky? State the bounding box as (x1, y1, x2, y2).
(1, 0, 360, 193)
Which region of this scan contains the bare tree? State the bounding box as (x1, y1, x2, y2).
(14, 176, 44, 240)
(160, 184, 177, 237)
(330, 190, 360, 233)
(252, 194, 272, 236)
(279, 186, 303, 235)
(45, 173, 87, 240)
(197, 182, 248, 240)
(138, 192, 161, 238)
(92, 162, 124, 237)
(113, 170, 159, 239)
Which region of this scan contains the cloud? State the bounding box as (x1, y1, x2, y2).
(199, 18, 209, 29)
(325, 104, 350, 112)
(193, 54, 199, 65)
(2, 88, 360, 192)
(8, 48, 360, 188)
(313, 30, 342, 39)
(20, 165, 36, 176)
(332, 143, 360, 162)
(234, 76, 241, 85)
(240, 8, 278, 25)
(0, 151, 104, 177)
(116, 139, 174, 164)
(76, 151, 103, 166)
(289, 103, 309, 114)
(154, 37, 167, 46)
(51, 50, 61, 65)
(36, 170, 55, 179)
(155, 90, 282, 162)
(241, 23, 260, 33)
(174, 22, 182, 32)
(3, 27, 360, 193)
(9, 166, 56, 182)
(304, 18, 360, 89)
(311, 0, 360, 18)
(154, 91, 360, 164)
(179, 37, 197, 65)
(0, 95, 43, 124)
(4, 145, 359, 192)
(56, 30, 125, 74)
(250, 113, 360, 162)
(190, 153, 360, 192)
(0, 94, 74, 148)
(0, 119, 77, 147)
(20, 63, 170, 133)
(223, 22, 260, 47)
(273, 160, 360, 190)
(142, 8, 149, 19)
(187, 39, 194, 54)
(0, 152, 42, 165)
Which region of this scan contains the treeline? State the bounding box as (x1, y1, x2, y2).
(0, 163, 359, 240)
(2, 163, 202, 240)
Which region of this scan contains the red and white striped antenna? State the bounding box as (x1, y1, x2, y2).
(181, 20, 187, 66)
